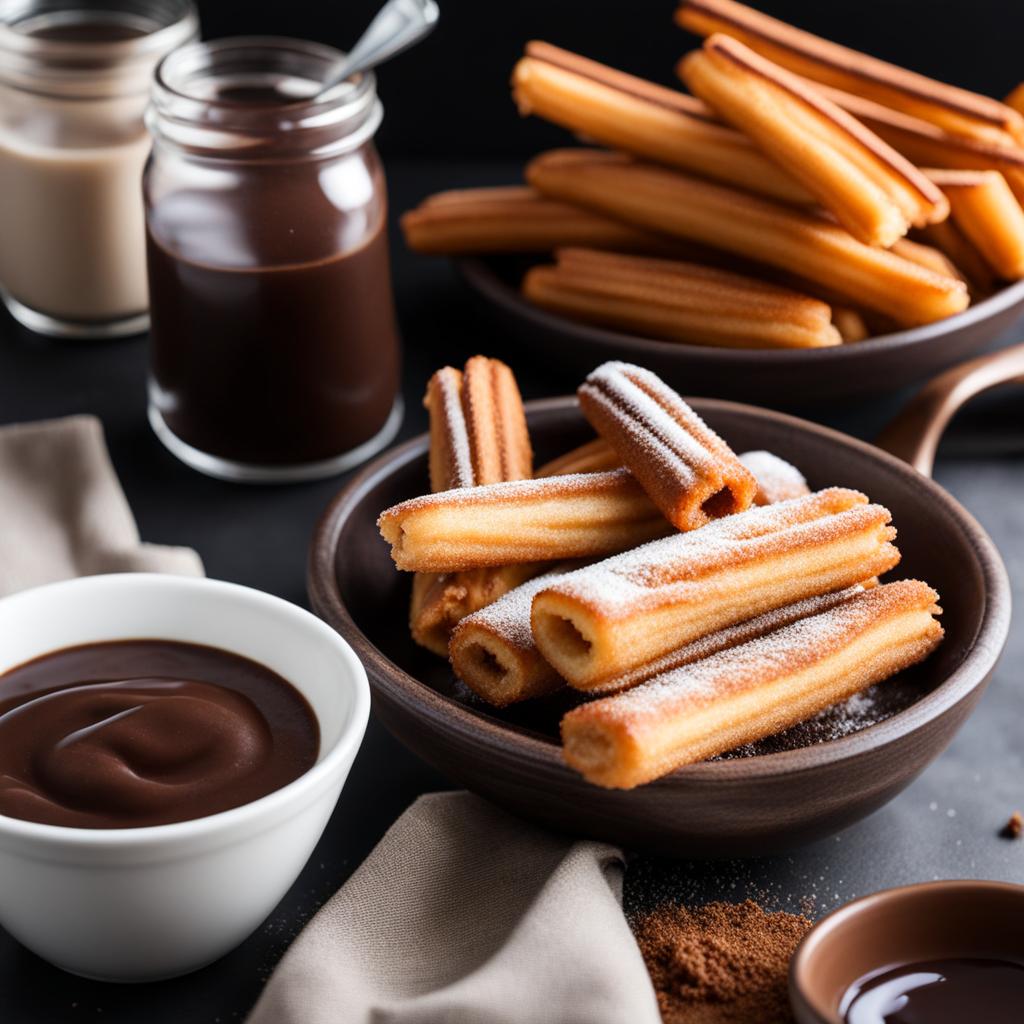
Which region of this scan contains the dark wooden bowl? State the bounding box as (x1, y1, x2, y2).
(308, 398, 1010, 856)
(456, 256, 1024, 406)
(790, 880, 1024, 1023)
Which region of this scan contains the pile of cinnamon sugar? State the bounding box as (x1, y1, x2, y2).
(632, 899, 812, 1024)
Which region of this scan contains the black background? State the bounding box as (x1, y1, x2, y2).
(1, 2, 1023, 1021)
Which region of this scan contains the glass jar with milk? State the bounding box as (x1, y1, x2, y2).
(0, 0, 197, 339)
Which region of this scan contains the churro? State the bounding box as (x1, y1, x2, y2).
(523, 249, 843, 350)
(526, 150, 968, 326)
(412, 564, 543, 657)
(578, 361, 757, 530)
(813, 83, 1024, 179)
(914, 221, 997, 299)
(511, 40, 808, 204)
(738, 450, 809, 505)
(890, 238, 965, 284)
(676, 0, 1024, 144)
(830, 306, 870, 343)
(379, 469, 671, 573)
(449, 570, 571, 706)
(401, 186, 684, 256)
(450, 447, 814, 705)
(412, 356, 535, 654)
(1007, 83, 1024, 119)
(531, 488, 899, 690)
(926, 169, 1024, 279)
(562, 580, 943, 787)
(680, 35, 946, 245)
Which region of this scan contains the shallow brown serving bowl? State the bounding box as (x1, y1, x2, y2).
(308, 389, 1011, 856)
(456, 255, 1024, 405)
(789, 880, 1024, 1023)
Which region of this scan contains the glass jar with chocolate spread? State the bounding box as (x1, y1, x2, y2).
(144, 37, 403, 482)
(0, 0, 198, 338)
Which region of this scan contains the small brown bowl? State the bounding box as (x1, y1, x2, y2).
(790, 880, 1024, 1023)
(308, 379, 1011, 856)
(456, 255, 1024, 405)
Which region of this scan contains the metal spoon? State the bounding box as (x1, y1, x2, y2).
(316, 0, 439, 99)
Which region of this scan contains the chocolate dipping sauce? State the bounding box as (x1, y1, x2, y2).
(145, 51, 401, 474)
(841, 957, 1024, 1023)
(0, 640, 319, 829)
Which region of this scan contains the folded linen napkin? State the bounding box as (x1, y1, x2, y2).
(0, 415, 202, 595)
(247, 791, 661, 1024)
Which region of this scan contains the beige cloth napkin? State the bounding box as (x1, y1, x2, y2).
(247, 791, 661, 1024)
(0, 415, 202, 595)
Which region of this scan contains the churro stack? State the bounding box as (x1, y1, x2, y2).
(401, 0, 1024, 347)
(379, 359, 944, 785)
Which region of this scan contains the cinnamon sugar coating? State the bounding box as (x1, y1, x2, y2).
(578, 362, 757, 531)
(531, 487, 899, 689)
(562, 580, 943, 787)
(379, 469, 671, 573)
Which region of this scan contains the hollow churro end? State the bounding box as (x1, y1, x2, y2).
(377, 513, 406, 563)
(449, 570, 570, 706)
(531, 594, 600, 682)
(454, 637, 520, 706)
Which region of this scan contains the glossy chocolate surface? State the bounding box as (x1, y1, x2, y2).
(0, 640, 319, 828)
(842, 958, 1024, 1023)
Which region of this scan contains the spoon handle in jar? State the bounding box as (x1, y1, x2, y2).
(318, 0, 440, 99)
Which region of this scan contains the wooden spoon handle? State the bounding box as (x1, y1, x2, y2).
(875, 343, 1024, 478)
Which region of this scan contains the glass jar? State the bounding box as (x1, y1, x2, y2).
(0, 0, 198, 338)
(144, 37, 403, 483)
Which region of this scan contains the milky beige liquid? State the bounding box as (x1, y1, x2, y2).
(0, 21, 154, 325)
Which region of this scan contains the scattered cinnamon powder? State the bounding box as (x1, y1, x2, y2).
(632, 899, 812, 1024)
(1001, 810, 1023, 839)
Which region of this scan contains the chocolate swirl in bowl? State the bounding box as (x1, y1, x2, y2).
(0, 640, 319, 829)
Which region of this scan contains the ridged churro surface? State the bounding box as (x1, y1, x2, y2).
(526, 150, 968, 327)
(524, 249, 842, 350)
(531, 488, 900, 688)
(379, 469, 671, 573)
(512, 40, 809, 204)
(680, 35, 947, 245)
(562, 580, 943, 787)
(578, 361, 757, 529)
(676, 0, 1023, 143)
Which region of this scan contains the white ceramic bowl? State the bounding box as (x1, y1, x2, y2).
(0, 573, 370, 982)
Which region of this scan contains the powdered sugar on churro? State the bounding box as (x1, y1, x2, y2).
(456, 571, 568, 652)
(582, 362, 718, 490)
(591, 585, 864, 694)
(542, 488, 879, 614)
(739, 450, 809, 505)
(379, 468, 641, 518)
(437, 369, 475, 488)
(579, 581, 941, 725)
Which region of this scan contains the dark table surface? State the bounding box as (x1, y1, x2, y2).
(0, 159, 1022, 1022)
